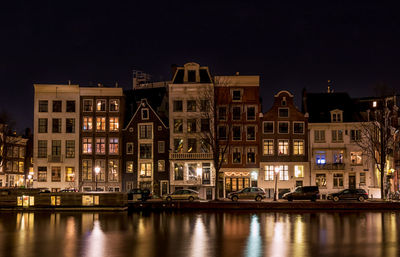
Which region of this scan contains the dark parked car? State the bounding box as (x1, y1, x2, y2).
(227, 187, 267, 202)
(60, 188, 78, 192)
(328, 189, 368, 202)
(128, 189, 152, 201)
(282, 186, 320, 202)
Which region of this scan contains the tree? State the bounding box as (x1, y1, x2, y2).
(356, 86, 398, 199)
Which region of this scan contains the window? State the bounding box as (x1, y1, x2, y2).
(53, 101, 62, 112)
(293, 140, 304, 155)
(218, 107, 227, 120)
(158, 141, 165, 153)
(108, 160, 119, 182)
(173, 100, 183, 112)
(232, 126, 241, 141)
(316, 151, 326, 164)
(278, 140, 289, 155)
(188, 164, 197, 180)
(188, 70, 196, 82)
(18, 162, 24, 172)
(82, 138, 92, 154)
(96, 100, 106, 112)
(246, 126, 256, 141)
(38, 140, 47, 158)
(187, 100, 196, 112)
(51, 167, 61, 182)
(188, 139, 197, 153)
(278, 122, 289, 134)
(174, 163, 183, 180)
(109, 138, 119, 154)
(19, 147, 25, 158)
(232, 106, 241, 120)
(232, 90, 241, 101)
(293, 122, 304, 134)
(66, 101, 75, 112)
(351, 152, 362, 165)
(281, 97, 287, 106)
(331, 130, 343, 142)
(51, 140, 61, 156)
(39, 100, 48, 112)
(187, 119, 197, 133)
(96, 117, 106, 132)
(350, 130, 361, 141)
(278, 108, 289, 118)
(83, 117, 93, 131)
(333, 173, 343, 188)
(202, 163, 211, 184)
(65, 167, 75, 182)
(141, 109, 149, 120)
(52, 119, 61, 133)
(51, 196, 61, 206)
(95, 159, 106, 181)
(126, 143, 133, 154)
(66, 118, 75, 133)
(139, 124, 152, 139)
(126, 161, 133, 173)
(200, 100, 209, 112)
(265, 165, 274, 181)
(294, 165, 304, 178)
(279, 165, 289, 181)
(333, 151, 343, 163)
(109, 99, 119, 112)
(38, 167, 47, 182)
(247, 106, 256, 121)
(38, 118, 48, 133)
(331, 111, 343, 122)
(174, 119, 183, 133)
(65, 140, 75, 158)
(360, 172, 366, 185)
(95, 138, 105, 154)
(247, 148, 255, 164)
(314, 130, 325, 142)
(107, 117, 119, 132)
(263, 139, 274, 155)
(200, 139, 210, 153)
(82, 160, 92, 180)
(158, 160, 165, 172)
(83, 99, 93, 112)
(233, 148, 241, 164)
(263, 121, 274, 133)
(201, 119, 210, 132)
(174, 139, 183, 153)
(218, 126, 227, 140)
(139, 144, 152, 159)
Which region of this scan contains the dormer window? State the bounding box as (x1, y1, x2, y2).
(330, 110, 343, 122)
(281, 97, 287, 106)
(278, 108, 289, 118)
(232, 90, 242, 101)
(188, 70, 196, 82)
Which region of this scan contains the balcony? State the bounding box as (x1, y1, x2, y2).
(170, 152, 213, 160)
(313, 163, 345, 170)
(48, 155, 64, 163)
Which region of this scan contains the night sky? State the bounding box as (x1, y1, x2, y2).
(1, 1, 400, 131)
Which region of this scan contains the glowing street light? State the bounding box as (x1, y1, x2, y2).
(274, 167, 280, 201)
(95, 167, 100, 191)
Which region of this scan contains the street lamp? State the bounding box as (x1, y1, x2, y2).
(95, 167, 100, 191)
(274, 166, 280, 201)
(27, 174, 32, 188)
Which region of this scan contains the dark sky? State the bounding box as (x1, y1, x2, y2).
(1, 1, 400, 132)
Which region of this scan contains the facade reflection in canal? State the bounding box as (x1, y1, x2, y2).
(0, 211, 399, 257)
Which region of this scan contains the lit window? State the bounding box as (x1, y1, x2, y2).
(350, 152, 362, 165)
(279, 165, 289, 181)
(96, 117, 106, 132)
(293, 140, 304, 155)
(83, 117, 93, 131)
(140, 163, 152, 177)
(316, 174, 327, 188)
(264, 165, 274, 180)
(126, 161, 133, 173)
(82, 160, 92, 180)
(108, 160, 119, 182)
(109, 138, 119, 154)
(316, 151, 326, 164)
(65, 167, 75, 182)
(158, 160, 165, 172)
(109, 117, 119, 131)
(278, 140, 289, 155)
(82, 138, 92, 154)
(263, 139, 274, 155)
(294, 165, 304, 178)
(95, 138, 105, 154)
(109, 99, 119, 112)
(96, 100, 106, 112)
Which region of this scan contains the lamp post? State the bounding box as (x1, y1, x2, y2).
(274, 167, 280, 201)
(95, 167, 100, 191)
(27, 174, 32, 188)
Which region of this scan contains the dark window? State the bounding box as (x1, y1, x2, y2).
(247, 150, 255, 163)
(141, 109, 149, 119)
(66, 118, 75, 133)
(187, 100, 196, 112)
(53, 101, 62, 112)
(202, 163, 211, 184)
(233, 126, 241, 140)
(39, 100, 48, 112)
(139, 144, 152, 159)
(174, 119, 183, 133)
(247, 126, 256, 140)
(188, 70, 196, 82)
(263, 122, 274, 133)
(247, 107, 255, 120)
(38, 118, 48, 133)
(83, 99, 93, 112)
(233, 107, 241, 120)
(187, 119, 197, 133)
(174, 164, 184, 180)
(52, 119, 61, 133)
(66, 101, 75, 112)
(218, 126, 227, 140)
(173, 100, 183, 112)
(218, 107, 227, 120)
(279, 108, 289, 118)
(188, 139, 197, 153)
(201, 119, 210, 132)
(294, 122, 304, 134)
(278, 122, 289, 134)
(232, 90, 241, 101)
(65, 140, 75, 158)
(200, 100, 209, 112)
(38, 167, 47, 182)
(38, 140, 47, 158)
(52, 140, 61, 156)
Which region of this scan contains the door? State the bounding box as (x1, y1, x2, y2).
(349, 175, 356, 189)
(206, 188, 213, 200)
(161, 181, 169, 196)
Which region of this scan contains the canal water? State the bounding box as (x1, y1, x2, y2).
(0, 211, 399, 257)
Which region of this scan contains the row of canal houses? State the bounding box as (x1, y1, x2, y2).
(31, 62, 399, 199)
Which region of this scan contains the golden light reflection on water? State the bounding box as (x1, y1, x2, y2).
(190, 215, 208, 257)
(85, 220, 105, 257)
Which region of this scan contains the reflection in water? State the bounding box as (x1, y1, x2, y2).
(0, 211, 399, 257)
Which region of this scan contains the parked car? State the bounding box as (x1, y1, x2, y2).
(282, 186, 320, 202)
(327, 189, 368, 202)
(163, 189, 199, 202)
(227, 187, 267, 202)
(38, 188, 51, 193)
(128, 189, 152, 201)
(60, 188, 78, 192)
